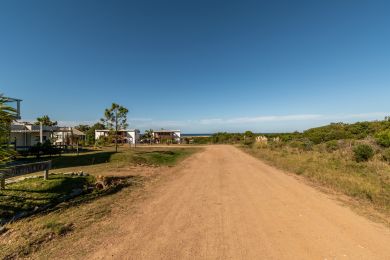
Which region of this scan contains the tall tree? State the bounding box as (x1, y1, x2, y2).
(143, 129, 154, 144)
(101, 103, 128, 152)
(86, 122, 106, 145)
(35, 115, 57, 126)
(74, 124, 90, 133)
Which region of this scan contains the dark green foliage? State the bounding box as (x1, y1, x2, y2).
(0, 94, 17, 164)
(375, 130, 390, 147)
(0, 175, 94, 221)
(353, 144, 374, 162)
(211, 132, 244, 144)
(74, 124, 90, 133)
(244, 131, 254, 138)
(325, 140, 339, 152)
(29, 141, 61, 158)
(190, 137, 211, 144)
(263, 132, 302, 142)
(302, 120, 390, 144)
(101, 103, 129, 152)
(289, 139, 313, 151)
(304, 123, 350, 144)
(75, 123, 106, 145)
(243, 137, 255, 146)
(87, 123, 105, 145)
(34, 115, 57, 126)
(254, 118, 390, 148)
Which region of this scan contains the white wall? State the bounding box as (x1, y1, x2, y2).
(95, 130, 140, 144)
(95, 130, 108, 140)
(10, 132, 51, 147)
(174, 131, 181, 143)
(127, 130, 140, 145)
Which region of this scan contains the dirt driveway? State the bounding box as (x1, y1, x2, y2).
(51, 145, 390, 259)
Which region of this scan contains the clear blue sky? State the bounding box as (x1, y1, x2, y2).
(1, 0, 389, 133)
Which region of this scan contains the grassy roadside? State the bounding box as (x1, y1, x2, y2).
(240, 145, 390, 222)
(10, 146, 199, 175)
(0, 146, 200, 259)
(0, 175, 95, 223)
(0, 177, 144, 260)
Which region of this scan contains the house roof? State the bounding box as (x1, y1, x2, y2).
(70, 128, 86, 136)
(11, 123, 85, 135)
(11, 124, 57, 133)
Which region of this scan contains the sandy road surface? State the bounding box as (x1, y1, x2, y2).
(88, 145, 389, 259)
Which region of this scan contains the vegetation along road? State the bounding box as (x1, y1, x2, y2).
(37, 145, 390, 259)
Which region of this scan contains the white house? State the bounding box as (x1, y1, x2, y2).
(11, 123, 52, 148)
(52, 127, 86, 145)
(10, 122, 86, 150)
(152, 130, 181, 144)
(95, 129, 140, 145)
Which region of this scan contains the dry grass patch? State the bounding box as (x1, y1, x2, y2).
(0, 146, 200, 259)
(0, 174, 145, 259)
(241, 145, 390, 222)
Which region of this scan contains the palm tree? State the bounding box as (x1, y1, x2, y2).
(0, 95, 16, 120)
(34, 115, 57, 126)
(0, 94, 17, 164)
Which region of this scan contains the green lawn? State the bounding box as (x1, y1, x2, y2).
(129, 149, 196, 166)
(12, 147, 199, 173)
(1, 147, 199, 222)
(0, 175, 94, 222)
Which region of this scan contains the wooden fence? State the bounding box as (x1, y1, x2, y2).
(0, 160, 52, 189)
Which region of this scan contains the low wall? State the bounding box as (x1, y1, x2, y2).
(0, 161, 52, 189)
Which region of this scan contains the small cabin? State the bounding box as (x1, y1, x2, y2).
(95, 129, 140, 145)
(152, 130, 181, 144)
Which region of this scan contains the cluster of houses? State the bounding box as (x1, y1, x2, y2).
(10, 122, 86, 149)
(10, 122, 181, 151)
(94, 129, 181, 145)
(5, 96, 181, 151)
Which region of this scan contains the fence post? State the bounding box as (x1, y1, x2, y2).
(43, 161, 51, 180)
(44, 169, 49, 180)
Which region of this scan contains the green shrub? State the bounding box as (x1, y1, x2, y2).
(289, 139, 313, 151)
(382, 148, 390, 162)
(353, 144, 374, 162)
(375, 130, 390, 147)
(325, 140, 339, 152)
(243, 137, 254, 146)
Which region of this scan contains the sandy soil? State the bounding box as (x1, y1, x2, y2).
(42, 145, 390, 259)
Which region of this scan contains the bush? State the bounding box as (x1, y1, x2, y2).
(325, 140, 339, 152)
(289, 139, 313, 151)
(353, 144, 374, 162)
(253, 141, 267, 149)
(382, 148, 390, 162)
(28, 141, 61, 158)
(243, 137, 254, 146)
(375, 130, 390, 147)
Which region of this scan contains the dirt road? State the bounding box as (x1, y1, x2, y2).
(87, 145, 389, 259)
